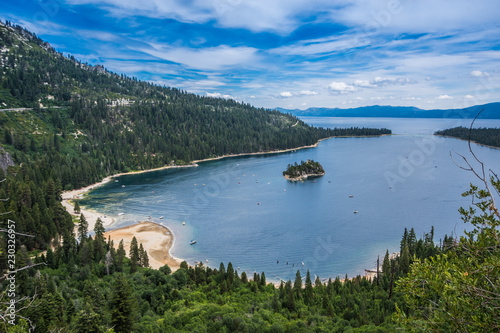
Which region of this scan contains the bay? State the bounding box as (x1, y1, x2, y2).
(81, 117, 500, 282)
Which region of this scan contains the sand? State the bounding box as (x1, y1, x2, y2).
(103, 221, 182, 271)
(61, 199, 115, 233)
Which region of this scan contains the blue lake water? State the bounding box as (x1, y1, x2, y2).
(81, 117, 500, 282)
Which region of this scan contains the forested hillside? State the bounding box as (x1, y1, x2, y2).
(435, 126, 500, 148)
(4, 222, 447, 332)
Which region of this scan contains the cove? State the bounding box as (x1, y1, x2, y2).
(80, 117, 500, 282)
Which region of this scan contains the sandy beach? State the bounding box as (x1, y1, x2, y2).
(61, 199, 115, 232)
(103, 221, 182, 271)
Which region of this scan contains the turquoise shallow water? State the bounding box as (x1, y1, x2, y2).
(81, 117, 500, 282)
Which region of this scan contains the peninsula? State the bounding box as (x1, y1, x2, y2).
(283, 159, 325, 181)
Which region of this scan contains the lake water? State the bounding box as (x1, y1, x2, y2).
(81, 117, 500, 282)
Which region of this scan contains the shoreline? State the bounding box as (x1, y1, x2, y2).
(284, 172, 325, 182)
(61, 133, 388, 200)
(434, 134, 500, 150)
(60, 136, 336, 202)
(61, 197, 115, 232)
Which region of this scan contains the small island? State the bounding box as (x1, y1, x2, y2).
(283, 159, 325, 181)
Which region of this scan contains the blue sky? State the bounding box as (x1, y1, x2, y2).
(2, 0, 500, 110)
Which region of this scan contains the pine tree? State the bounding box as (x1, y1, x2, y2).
(138, 243, 149, 268)
(74, 201, 80, 214)
(408, 227, 417, 256)
(129, 236, 139, 273)
(382, 250, 391, 286)
(78, 213, 88, 244)
(142, 250, 149, 268)
(293, 270, 302, 299)
(305, 270, 314, 304)
(400, 227, 408, 252)
(241, 271, 248, 284)
(260, 272, 266, 287)
(110, 275, 136, 333)
(93, 218, 105, 261)
(138, 243, 145, 267)
(226, 262, 234, 286)
(400, 243, 410, 275)
(116, 239, 126, 271)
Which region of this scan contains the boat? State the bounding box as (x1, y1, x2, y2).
(159, 216, 164, 219)
(115, 180, 118, 182)
(349, 195, 354, 198)
(121, 185, 125, 187)
(118, 213, 124, 216)
(190, 239, 197, 245)
(182, 221, 186, 226)
(353, 210, 358, 214)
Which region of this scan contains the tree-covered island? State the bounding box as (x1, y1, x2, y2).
(283, 159, 325, 181)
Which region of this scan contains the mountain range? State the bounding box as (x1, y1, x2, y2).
(278, 103, 500, 119)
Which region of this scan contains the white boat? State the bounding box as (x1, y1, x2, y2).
(159, 216, 164, 219)
(190, 239, 197, 245)
(182, 221, 186, 226)
(118, 213, 124, 216)
(353, 210, 358, 214)
(121, 185, 125, 187)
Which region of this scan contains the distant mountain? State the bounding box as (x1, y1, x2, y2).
(278, 103, 500, 119)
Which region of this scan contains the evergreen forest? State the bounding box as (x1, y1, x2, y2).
(435, 126, 500, 148)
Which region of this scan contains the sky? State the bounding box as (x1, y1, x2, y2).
(2, 0, 500, 110)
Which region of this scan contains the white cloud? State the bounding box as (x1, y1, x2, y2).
(272, 33, 369, 56)
(139, 44, 259, 71)
(280, 91, 293, 97)
(353, 80, 375, 88)
(464, 94, 475, 99)
(470, 70, 489, 77)
(436, 94, 453, 100)
(298, 90, 318, 96)
(328, 81, 356, 93)
(206, 92, 233, 99)
(331, 0, 500, 34)
(65, 0, 338, 34)
(371, 77, 415, 87)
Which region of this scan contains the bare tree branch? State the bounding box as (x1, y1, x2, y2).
(0, 229, 35, 237)
(1, 262, 47, 280)
(449, 109, 500, 220)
